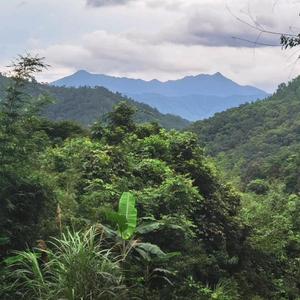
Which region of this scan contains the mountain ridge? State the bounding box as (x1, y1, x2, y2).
(53, 70, 267, 96)
(52, 70, 268, 120)
(0, 74, 189, 130)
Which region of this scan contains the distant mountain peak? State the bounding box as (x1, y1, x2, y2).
(180, 72, 227, 81)
(213, 72, 223, 77)
(52, 71, 268, 121)
(74, 70, 90, 75)
(53, 70, 267, 96)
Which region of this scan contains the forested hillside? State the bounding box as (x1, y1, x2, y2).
(3, 0, 300, 297)
(0, 58, 251, 299)
(4, 55, 300, 299)
(184, 75, 300, 300)
(1, 54, 300, 300)
(190, 78, 300, 193)
(0, 75, 189, 130)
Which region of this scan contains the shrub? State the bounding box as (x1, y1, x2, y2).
(6, 226, 126, 300)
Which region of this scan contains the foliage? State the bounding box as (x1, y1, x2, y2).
(0, 73, 189, 130)
(189, 74, 300, 298)
(281, 33, 300, 49)
(37, 117, 251, 297)
(104, 192, 137, 240)
(3, 54, 300, 299)
(0, 55, 57, 255)
(189, 76, 300, 194)
(5, 227, 126, 300)
(246, 179, 269, 195)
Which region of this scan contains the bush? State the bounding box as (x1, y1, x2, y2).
(246, 179, 269, 195)
(5, 226, 126, 300)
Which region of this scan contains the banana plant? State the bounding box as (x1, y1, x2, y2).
(102, 192, 180, 261)
(104, 192, 137, 240)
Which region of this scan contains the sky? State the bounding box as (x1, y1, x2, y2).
(1, 0, 300, 92)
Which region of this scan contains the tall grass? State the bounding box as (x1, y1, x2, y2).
(7, 226, 127, 299)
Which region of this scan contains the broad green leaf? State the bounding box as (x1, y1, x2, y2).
(104, 209, 127, 234)
(136, 243, 180, 262)
(160, 252, 181, 261)
(99, 224, 119, 239)
(135, 247, 150, 261)
(136, 243, 166, 259)
(136, 222, 161, 234)
(118, 192, 137, 240)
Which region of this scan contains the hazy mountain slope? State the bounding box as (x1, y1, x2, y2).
(43, 86, 189, 129)
(52, 71, 268, 120)
(189, 79, 300, 192)
(130, 93, 262, 121)
(53, 70, 266, 97)
(0, 75, 189, 130)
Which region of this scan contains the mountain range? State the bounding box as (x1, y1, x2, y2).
(53, 70, 268, 120)
(0, 75, 189, 129)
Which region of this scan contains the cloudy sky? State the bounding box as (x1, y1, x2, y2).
(1, 0, 300, 92)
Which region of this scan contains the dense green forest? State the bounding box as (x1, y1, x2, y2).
(189, 77, 300, 299)
(0, 74, 189, 130)
(189, 78, 300, 193)
(1, 55, 300, 300)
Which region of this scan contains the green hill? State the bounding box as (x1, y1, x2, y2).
(189, 78, 300, 193)
(3, 58, 300, 299)
(0, 75, 189, 130)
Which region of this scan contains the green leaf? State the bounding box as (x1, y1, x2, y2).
(99, 224, 119, 239)
(152, 268, 174, 275)
(136, 243, 166, 259)
(3, 253, 41, 266)
(136, 243, 180, 262)
(136, 222, 161, 234)
(104, 209, 127, 234)
(3, 255, 22, 266)
(118, 192, 137, 240)
(160, 252, 181, 261)
(135, 247, 151, 261)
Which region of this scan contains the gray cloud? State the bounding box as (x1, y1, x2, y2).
(157, 4, 284, 48)
(17, 1, 28, 7)
(86, 0, 182, 8)
(86, 0, 134, 7)
(144, 0, 300, 48)
(36, 28, 300, 92)
(2, 0, 300, 92)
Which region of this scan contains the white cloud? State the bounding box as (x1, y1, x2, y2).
(86, 0, 135, 7)
(155, 0, 300, 47)
(35, 29, 300, 92)
(2, 0, 300, 91)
